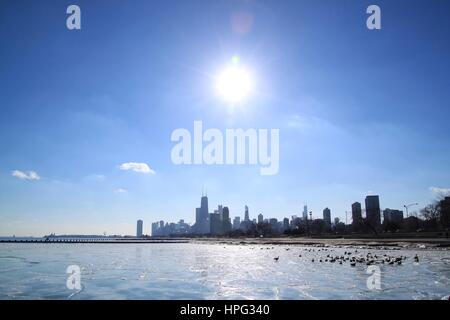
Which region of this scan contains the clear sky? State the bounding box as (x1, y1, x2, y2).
(1, 0, 449, 236)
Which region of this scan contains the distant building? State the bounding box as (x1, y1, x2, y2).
(244, 205, 250, 221)
(233, 216, 241, 230)
(269, 218, 278, 233)
(365, 195, 381, 230)
(383, 209, 404, 224)
(136, 219, 143, 237)
(440, 197, 450, 228)
(151, 222, 158, 236)
(334, 217, 340, 225)
(222, 207, 232, 233)
(258, 213, 264, 223)
(351, 202, 363, 226)
(303, 205, 308, 220)
(323, 208, 331, 225)
(283, 217, 290, 231)
(210, 212, 222, 235)
(194, 194, 210, 234)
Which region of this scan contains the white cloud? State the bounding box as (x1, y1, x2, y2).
(114, 188, 127, 194)
(12, 170, 41, 181)
(119, 162, 155, 174)
(429, 187, 450, 196)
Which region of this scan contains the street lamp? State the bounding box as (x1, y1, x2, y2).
(404, 203, 419, 218)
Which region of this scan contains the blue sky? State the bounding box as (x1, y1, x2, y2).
(1, 0, 449, 236)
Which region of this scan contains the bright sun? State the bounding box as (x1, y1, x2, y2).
(216, 66, 253, 103)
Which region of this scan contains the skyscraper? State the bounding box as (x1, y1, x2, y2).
(351, 202, 362, 226)
(233, 216, 241, 230)
(209, 212, 222, 235)
(323, 208, 331, 225)
(258, 213, 264, 223)
(136, 219, 143, 237)
(151, 222, 158, 236)
(303, 205, 308, 220)
(194, 194, 210, 234)
(244, 205, 250, 221)
(222, 206, 232, 233)
(365, 195, 381, 230)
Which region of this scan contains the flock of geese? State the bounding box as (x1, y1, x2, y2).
(269, 247, 420, 266)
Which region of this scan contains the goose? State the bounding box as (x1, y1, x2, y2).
(274, 257, 279, 262)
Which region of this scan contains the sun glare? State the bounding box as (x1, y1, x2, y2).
(216, 66, 253, 104)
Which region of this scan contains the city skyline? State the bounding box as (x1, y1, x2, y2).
(1, 0, 450, 236)
(141, 192, 409, 237)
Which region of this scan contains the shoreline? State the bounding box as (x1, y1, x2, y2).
(1, 237, 449, 249)
(191, 237, 450, 250)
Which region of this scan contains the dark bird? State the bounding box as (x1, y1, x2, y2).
(274, 257, 279, 262)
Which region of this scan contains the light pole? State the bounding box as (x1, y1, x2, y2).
(404, 203, 419, 218)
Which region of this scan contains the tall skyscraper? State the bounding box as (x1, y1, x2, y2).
(303, 205, 308, 220)
(244, 205, 250, 221)
(194, 193, 210, 234)
(351, 202, 362, 226)
(365, 195, 381, 230)
(136, 219, 143, 237)
(323, 208, 331, 225)
(258, 213, 264, 223)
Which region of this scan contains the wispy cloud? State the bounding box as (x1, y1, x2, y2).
(114, 188, 127, 194)
(429, 187, 450, 196)
(12, 170, 41, 181)
(119, 162, 155, 174)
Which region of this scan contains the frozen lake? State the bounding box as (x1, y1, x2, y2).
(0, 243, 449, 300)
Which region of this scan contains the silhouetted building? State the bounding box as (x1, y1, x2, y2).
(151, 222, 158, 236)
(244, 205, 250, 221)
(303, 205, 308, 220)
(269, 218, 279, 233)
(365, 195, 381, 230)
(383, 209, 404, 224)
(233, 216, 241, 230)
(210, 212, 222, 235)
(439, 197, 450, 228)
(283, 217, 290, 231)
(258, 213, 264, 223)
(194, 194, 210, 234)
(222, 207, 232, 233)
(136, 219, 143, 237)
(351, 202, 363, 226)
(323, 208, 331, 225)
